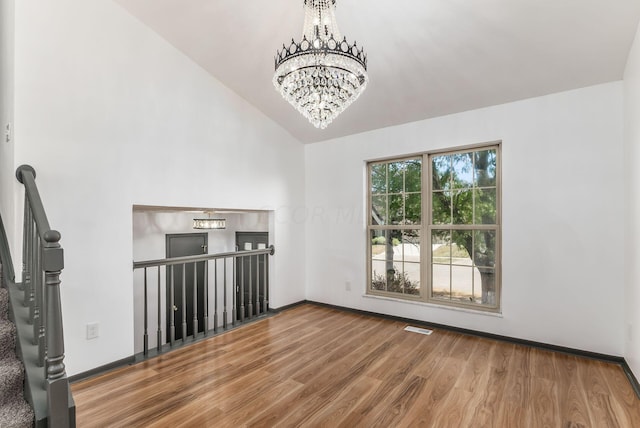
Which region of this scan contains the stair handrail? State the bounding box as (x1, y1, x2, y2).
(16, 165, 72, 427)
(132, 245, 276, 269)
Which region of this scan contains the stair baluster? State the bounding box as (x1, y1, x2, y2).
(43, 229, 69, 427)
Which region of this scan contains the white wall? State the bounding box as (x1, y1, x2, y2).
(11, 0, 305, 375)
(305, 82, 625, 356)
(133, 211, 270, 260)
(624, 23, 640, 378)
(132, 210, 271, 352)
(7, 0, 634, 376)
(0, 0, 16, 260)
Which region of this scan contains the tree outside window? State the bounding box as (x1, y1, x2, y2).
(368, 145, 500, 311)
(370, 158, 421, 296)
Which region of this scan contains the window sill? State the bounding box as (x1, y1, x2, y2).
(362, 293, 504, 318)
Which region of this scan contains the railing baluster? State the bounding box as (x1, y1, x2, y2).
(204, 261, 209, 336)
(256, 255, 261, 315)
(232, 255, 236, 326)
(192, 263, 197, 340)
(212, 260, 217, 332)
(40, 245, 46, 368)
(27, 215, 36, 313)
(143, 268, 148, 355)
(182, 263, 187, 342)
(248, 255, 253, 319)
(31, 215, 36, 318)
(263, 253, 268, 313)
(36, 236, 46, 367)
(43, 230, 70, 427)
(32, 222, 37, 315)
(21, 198, 30, 301)
(28, 207, 33, 308)
(223, 258, 228, 329)
(170, 265, 175, 346)
(133, 246, 275, 353)
(28, 224, 36, 317)
(25, 217, 33, 310)
(240, 256, 245, 323)
(157, 266, 162, 352)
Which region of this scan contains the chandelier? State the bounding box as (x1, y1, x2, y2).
(193, 218, 225, 229)
(193, 213, 226, 230)
(273, 0, 368, 129)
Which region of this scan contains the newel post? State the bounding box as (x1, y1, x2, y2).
(43, 229, 69, 427)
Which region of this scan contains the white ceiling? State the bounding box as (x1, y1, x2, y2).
(114, 0, 640, 143)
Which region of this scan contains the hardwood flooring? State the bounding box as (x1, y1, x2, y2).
(71, 304, 640, 427)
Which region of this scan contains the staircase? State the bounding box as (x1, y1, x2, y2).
(0, 165, 74, 427)
(0, 283, 34, 427)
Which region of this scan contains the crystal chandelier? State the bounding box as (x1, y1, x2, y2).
(193, 212, 226, 230)
(273, 0, 368, 129)
(193, 218, 225, 229)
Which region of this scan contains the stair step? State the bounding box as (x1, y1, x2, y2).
(0, 359, 25, 408)
(0, 286, 35, 427)
(0, 263, 36, 427)
(0, 397, 34, 428)
(0, 287, 8, 320)
(0, 319, 16, 361)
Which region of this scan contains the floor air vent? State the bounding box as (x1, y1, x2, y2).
(404, 326, 433, 335)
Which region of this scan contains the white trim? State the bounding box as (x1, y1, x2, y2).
(362, 293, 504, 318)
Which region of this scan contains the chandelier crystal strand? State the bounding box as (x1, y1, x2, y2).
(274, 0, 368, 129)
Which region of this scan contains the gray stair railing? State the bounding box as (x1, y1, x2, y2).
(16, 165, 73, 427)
(133, 245, 274, 356)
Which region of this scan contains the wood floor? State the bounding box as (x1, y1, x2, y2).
(71, 304, 640, 427)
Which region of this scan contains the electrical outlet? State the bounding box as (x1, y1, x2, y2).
(345, 281, 351, 291)
(87, 322, 99, 340)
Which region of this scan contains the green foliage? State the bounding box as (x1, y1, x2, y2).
(371, 269, 419, 295)
(432, 151, 496, 227)
(431, 149, 497, 269)
(370, 158, 421, 226)
(370, 149, 497, 304)
(370, 235, 410, 247)
(371, 236, 386, 245)
(370, 163, 387, 194)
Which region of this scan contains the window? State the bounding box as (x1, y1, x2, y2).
(369, 158, 422, 296)
(367, 144, 501, 312)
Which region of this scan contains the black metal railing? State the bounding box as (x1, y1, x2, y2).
(10, 165, 73, 427)
(133, 246, 274, 356)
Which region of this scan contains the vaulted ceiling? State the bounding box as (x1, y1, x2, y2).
(114, 0, 640, 143)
